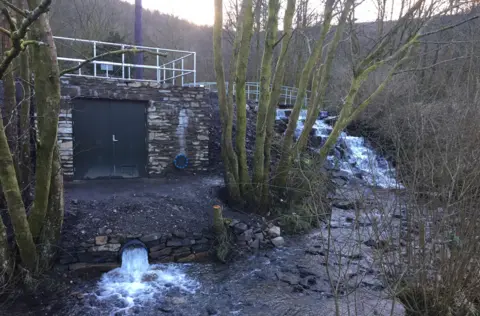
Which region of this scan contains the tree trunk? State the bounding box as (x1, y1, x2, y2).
(263, 0, 296, 202)
(252, 0, 280, 205)
(0, 218, 12, 284)
(274, 0, 335, 188)
(15, 0, 32, 200)
(37, 145, 64, 270)
(2, 66, 18, 157)
(214, 0, 242, 201)
(0, 106, 37, 272)
(234, 0, 254, 197)
(296, 0, 354, 151)
(26, 0, 62, 239)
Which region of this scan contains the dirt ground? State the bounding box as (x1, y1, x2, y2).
(62, 174, 257, 245)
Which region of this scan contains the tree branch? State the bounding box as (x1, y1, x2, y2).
(59, 48, 168, 76)
(394, 55, 471, 74)
(0, 0, 28, 17)
(419, 15, 479, 38)
(0, 0, 52, 79)
(272, 31, 287, 49)
(1, 8, 17, 31)
(0, 26, 11, 36)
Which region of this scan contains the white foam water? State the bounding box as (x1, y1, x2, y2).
(95, 247, 199, 315)
(276, 109, 402, 189)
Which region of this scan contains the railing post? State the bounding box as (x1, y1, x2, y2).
(93, 42, 97, 77)
(122, 45, 125, 79)
(247, 84, 250, 100)
(181, 59, 184, 86)
(156, 48, 160, 82)
(78, 62, 81, 76)
(193, 52, 197, 86)
(173, 61, 176, 86)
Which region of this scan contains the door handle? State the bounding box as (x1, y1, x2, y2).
(112, 134, 118, 142)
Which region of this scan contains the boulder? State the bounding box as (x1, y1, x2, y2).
(172, 229, 187, 238)
(267, 225, 281, 238)
(150, 248, 172, 259)
(233, 222, 248, 233)
(237, 229, 253, 241)
(271, 236, 285, 247)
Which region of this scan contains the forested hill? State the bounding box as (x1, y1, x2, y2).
(50, 0, 216, 81)
(49, 0, 480, 103)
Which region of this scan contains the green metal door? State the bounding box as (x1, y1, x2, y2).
(72, 99, 147, 180)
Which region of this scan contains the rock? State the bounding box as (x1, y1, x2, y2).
(332, 200, 358, 210)
(192, 232, 203, 239)
(71, 199, 78, 205)
(89, 244, 121, 252)
(166, 239, 183, 247)
(95, 236, 108, 246)
(158, 306, 174, 313)
(229, 219, 240, 228)
(297, 265, 319, 278)
(173, 229, 187, 238)
(182, 238, 196, 246)
(271, 236, 285, 247)
(361, 275, 384, 290)
(150, 244, 166, 252)
(267, 225, 281, 238)
(299, 275, 317, 289)
(176, 254, 196, 263)
(233, 222, 248, 233)
(98, 227, 106, 234)
(150, 248, 172, 259)
(331, 178, 347, 186)
(206, 305, 217, 315)
(173, 247, 192, 258)
(195, 238, 209, 244)
(249, 238, 260, 250)
(254, 232, 264, 242)
(306, 248, 324, 255)
(276, 272, 299, 285)
(192, 243, 210, 253)
(105, 229, 113, 234)
(69, 262, 119, 272)
(237, 229, 253, 241)
(170, 296, 186, 305)
(140, 234, 162, 243)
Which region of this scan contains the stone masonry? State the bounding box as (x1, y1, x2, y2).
(58, 77, 210, 178)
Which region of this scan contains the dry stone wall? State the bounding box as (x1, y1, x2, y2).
(58, 77, 210, 178)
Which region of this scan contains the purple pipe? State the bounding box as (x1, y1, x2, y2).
(134, 0, 143, 79)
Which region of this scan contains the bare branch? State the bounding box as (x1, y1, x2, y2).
(272, 32, 287, 49)
(394, 55, 471, 74)
(0, 0, 28, 17)
(419, 15, 479, 38)
(0, 26, 11, 36)
(1, 8, 17, 31)
(59, 48, 168, 76)
(0, 0, 52, 79)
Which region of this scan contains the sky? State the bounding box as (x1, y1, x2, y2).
(121, 0, 393, 25)
(123, 0, 216, 26)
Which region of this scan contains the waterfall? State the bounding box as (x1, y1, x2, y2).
(276, 109, 402, 189)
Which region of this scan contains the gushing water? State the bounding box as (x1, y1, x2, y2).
(94, 246, 199, 315)
(276, 109, 402, 188)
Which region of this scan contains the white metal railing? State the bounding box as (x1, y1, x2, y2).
(191, 81, 310, 106)
(54, 36, 196, 86)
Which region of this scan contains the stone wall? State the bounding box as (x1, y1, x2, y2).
(59, 77, 211, 178)
(59, 221, 284, 272)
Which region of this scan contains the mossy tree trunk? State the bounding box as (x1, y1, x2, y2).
(38, 145, 64, 269)
(252, 0, 280, 205)
(262, 0, 296, 201)
(26, 0, 62, 239)
(15, 0, 33, 201)
(234, 0, 254, 197)
(274, 0, 335, 188)
(214, 0, 241, 201)
(0, 104, 37, 271)
(295, 0, 354, 151)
